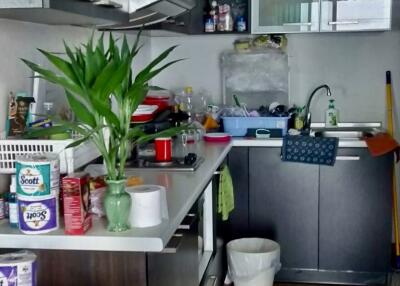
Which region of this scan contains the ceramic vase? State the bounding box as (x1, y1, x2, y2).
(104, 179, 131, 232)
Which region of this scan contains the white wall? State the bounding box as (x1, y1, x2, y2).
(150, 31, 400, 128)
(0, 19, 150, 190)
(150, 34, 237, 103)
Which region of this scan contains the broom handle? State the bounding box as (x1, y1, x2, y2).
(387, 71, 400, 256)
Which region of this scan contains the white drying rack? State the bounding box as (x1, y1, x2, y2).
(0, 137, 100, 174)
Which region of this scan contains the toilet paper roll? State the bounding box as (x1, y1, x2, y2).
(126, 185, 169, 228)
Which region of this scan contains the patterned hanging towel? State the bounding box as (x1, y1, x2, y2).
(281, 135, 339, 166)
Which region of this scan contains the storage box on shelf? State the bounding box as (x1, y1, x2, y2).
(0, 138, 100, 174)
(223, 116, 289, 137)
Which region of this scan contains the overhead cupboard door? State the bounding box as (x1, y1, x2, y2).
(320, 0, 392, 31)
(252, 0, 320, 33)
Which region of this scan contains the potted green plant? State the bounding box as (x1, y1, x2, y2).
(23, 32, 185, 232)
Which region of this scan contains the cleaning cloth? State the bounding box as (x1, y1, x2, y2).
(218, 165, 235, 221)
(365, 132, 400, 161)
(281, 135, 339, 166)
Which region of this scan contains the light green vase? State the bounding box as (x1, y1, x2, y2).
(104, 179, 131, 232)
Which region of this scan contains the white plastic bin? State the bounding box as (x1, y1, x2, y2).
(227, 238, 281, 286)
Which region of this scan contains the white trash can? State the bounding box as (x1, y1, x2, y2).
(227, 238, 281, 286)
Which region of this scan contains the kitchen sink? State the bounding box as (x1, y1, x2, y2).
(313, 126, 380, 139)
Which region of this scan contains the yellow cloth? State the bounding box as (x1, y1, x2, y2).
(218, 165, 235, 221)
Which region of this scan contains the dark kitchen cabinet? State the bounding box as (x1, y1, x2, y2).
(159, 0, 250, 34)
(148, 227, 199, 286)
(227, 146, 392, 284)
(319, 148, 392, 272)
(248, 147, 319, 269)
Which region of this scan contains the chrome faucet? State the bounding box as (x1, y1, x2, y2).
(303, 84, 332, 132)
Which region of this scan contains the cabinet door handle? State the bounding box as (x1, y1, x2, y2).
(178, 213, 197, 230)
(283, 22, 313, 26)
(162, 233, 184, 253)
(205, 276, 218, 286)
(336, 156, 361, 161)
(328, 20, 359, 25)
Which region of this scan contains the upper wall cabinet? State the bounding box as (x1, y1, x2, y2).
(252, 0, 320, 33)
(252, 0, 393, 34)
(320, 0, 391, 32)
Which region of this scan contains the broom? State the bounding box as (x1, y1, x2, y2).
(387, 71, 400, 279)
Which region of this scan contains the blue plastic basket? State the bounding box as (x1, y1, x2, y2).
(222, 117, 289, 137)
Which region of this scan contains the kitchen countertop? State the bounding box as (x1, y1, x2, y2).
(0, 134, 367, 253)
(0, 141, 232, 253)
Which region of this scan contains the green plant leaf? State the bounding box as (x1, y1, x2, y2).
(65, 136, 89, 149)
(92, 60, 130, 101)
(127, 125, 146, 140)
(135, 125, 189, 145)
(126, 84, 148, 114)
(38, 49, 79, 85)
(94, 47, 107, 73)
(90, 96, 121, 130)
(135, 45, 178, 82)
(143, 59, 184, 83)
(108, 33, 120, 63)
(66, 91, 96, 128)
(24, 125, 71, 139)
(148, 85, 166, 91)
(22, 59, 83, 95)
(131, 28, 143, 55)
(63, 41, 85, 87)
(121, 35, 130, 60)
(97, 32, 105, 55)
(84, 43, 97, 86)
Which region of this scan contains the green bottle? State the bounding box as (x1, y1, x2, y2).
(326, 99, 339, 127)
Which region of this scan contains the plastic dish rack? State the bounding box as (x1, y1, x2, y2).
(0, 139, 100, 174)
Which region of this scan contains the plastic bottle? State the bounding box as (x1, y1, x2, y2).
(294, 107, 304, 130)
(205, 18, 215, 32)
(236, 16, 247, 32)
(210, 1, 219, 31)
(325, 99, 339, 127)
(180, 87, 194, 123)
(0, 193, 4, 220)
(204, 1, 214, 32)
(8, 175, 18, 227)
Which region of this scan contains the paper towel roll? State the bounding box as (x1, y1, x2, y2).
(126, 185, 168, 228)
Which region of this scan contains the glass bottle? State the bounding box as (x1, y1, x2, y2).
(8, 175, 18, 228)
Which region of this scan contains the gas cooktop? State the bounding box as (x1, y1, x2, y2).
(127, 156, 204, 172)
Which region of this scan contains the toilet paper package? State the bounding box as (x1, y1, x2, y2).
(18, 195, 59, 234)
(0, 251, 37, 286)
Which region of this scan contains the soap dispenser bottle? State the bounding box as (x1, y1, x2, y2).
(326, 99, 339, 127)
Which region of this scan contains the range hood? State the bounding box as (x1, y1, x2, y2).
(103, 0, 196, 30)
(0, 0, 129, 26)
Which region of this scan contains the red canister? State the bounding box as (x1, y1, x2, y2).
(155, 137, 172, 162)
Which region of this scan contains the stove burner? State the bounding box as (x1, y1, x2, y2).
(127, 156, 204, 172)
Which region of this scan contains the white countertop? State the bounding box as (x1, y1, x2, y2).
(0, 135, 367, 253)
(0, 141, 232, 253)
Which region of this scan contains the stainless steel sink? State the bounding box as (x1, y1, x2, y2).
(312, 124, 382, 139)
(311, 122, 383, 140)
